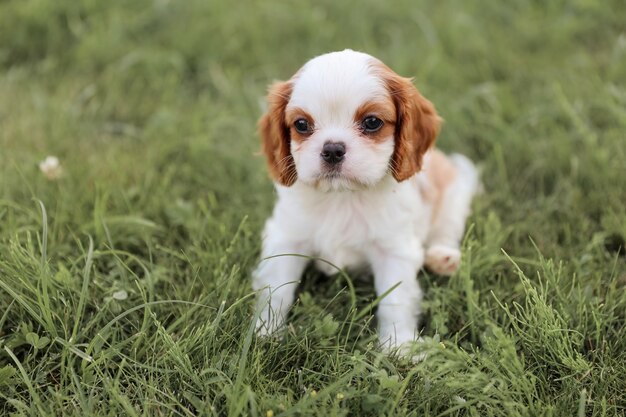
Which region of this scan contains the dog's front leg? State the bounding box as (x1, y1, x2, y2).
(368, 248, 424, 350)
(252, 239, 308, 336)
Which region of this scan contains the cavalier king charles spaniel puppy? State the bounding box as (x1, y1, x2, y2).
(253, 49, 479, 353)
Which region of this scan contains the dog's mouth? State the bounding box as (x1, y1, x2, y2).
(319, 164, 343, 178)
(313, 166, 370, 191)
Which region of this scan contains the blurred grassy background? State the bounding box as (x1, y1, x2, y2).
(1, 0, 625, 415)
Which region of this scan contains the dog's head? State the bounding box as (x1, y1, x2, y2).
(260, 49, 441, 191)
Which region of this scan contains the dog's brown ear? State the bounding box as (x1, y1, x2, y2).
(380, 69, 442, 182)
(259, 81, 297, 186)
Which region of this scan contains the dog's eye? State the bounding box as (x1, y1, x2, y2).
(294, 119, 311, 134)
(362, 116, 383, 132)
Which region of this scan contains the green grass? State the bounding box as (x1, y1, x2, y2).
(1, 0, 625, 415)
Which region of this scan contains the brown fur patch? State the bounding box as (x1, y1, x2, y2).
(285, 107, 315, 142)
(370, 61, 442, 181)
(353, 100, 397, 142)
(354, 100, 397, 125)
(259, 81, 298, 186)
(421, 150, 458, 221)
(426, 149, 457, 192)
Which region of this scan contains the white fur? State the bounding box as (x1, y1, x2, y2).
(253, 50, 478, 353)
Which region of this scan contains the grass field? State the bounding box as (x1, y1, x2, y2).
(1, 0, 625, 415)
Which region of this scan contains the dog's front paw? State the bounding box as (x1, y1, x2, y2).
(425, 245, 461, 276)
(255, 307, 287, 338)
(255, 317, 274, 337)
(380, 337, 427, 363)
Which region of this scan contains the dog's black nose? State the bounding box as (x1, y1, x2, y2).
(320, 142, 346, 164)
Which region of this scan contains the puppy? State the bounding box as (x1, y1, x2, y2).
(253, 49, 478, 352)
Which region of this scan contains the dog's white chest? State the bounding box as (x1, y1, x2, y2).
(269, 178, 430, 274)
(305, 188, 416, 272)
(312, 201, 371, 273)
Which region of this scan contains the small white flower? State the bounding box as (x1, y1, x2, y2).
(39, 156, 63, 180)
(112, 290, 128, 300)
(454, 395, 467, 404)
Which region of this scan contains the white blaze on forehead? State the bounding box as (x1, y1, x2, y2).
(287, 50, 390, 127)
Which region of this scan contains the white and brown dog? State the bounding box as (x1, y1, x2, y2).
(253, 49, 478, 352)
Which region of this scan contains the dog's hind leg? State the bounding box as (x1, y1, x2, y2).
(423, 152, 479, 276)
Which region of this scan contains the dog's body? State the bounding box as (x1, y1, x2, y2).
(254, 50, 478, 351)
